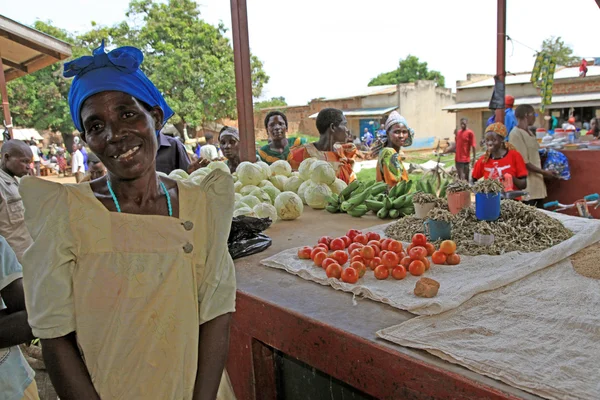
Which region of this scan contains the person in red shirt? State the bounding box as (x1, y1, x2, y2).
(579, 59, 588, 78)
(472, 122, 527, 191)
(454, 118, 477, 181)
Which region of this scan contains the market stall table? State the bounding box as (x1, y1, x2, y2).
(545, 149, 600, 218)
(226, 209, 542, 400)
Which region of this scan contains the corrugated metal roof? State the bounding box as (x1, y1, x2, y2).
(308, 106, 398, 119)
(457, 66, 600, 89)
(443, 92, 600, 111)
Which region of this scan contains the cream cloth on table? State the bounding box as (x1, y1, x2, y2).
(378, 258, 600, 400)
(20, 170, 237, 400)
(261, 212, 600, 315)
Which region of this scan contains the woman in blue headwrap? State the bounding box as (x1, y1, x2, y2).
(376, 111, 414, 187)
(19, 43, 236, 400)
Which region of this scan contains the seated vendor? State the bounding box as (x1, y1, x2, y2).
(219, 126, 241, 173)
(472, 123, 527, 191)
(289, 108, 358, 183)
(376, 111, 413, 187)
(258, 111, 307, 164)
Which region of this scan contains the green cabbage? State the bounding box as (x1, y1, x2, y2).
(309, 161, 336, 185)
(269, 175, 288, 191)
(298, 157, 318, 181)
(233, 206, 256, 218)
(283, 176, 304, 193)
(249, 188, 272, 205)
(297, 180, 316, 205)
(274, 192, 303, 220)
(255, 161, 272, 180)
(237, 162, 264, 186)
(240, 195, 261, 209)
(240, 185, 260, 196)
(305, 183, 332, 209)
(270, 160, 292, 177)
(253, 203, 278, 223)
(330, 178, 347, 195)
(262, 185, 281, 203)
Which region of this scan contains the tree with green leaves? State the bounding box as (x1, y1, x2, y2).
(540, 36, 579, 66)
(254, 96, 287, 110)
(368, 55, 445, 87)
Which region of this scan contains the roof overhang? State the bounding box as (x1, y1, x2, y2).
(443, 92, 600, 111)
(309, 106, 398, 119)
(0, 15, 72, 82)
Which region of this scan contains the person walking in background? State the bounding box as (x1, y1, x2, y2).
(71, 143, 85, 183)
(579, 58, 588, 78)
(200, 132, 220, 161)
(28, 140, 41, 177)
(454, 118, 477, 181)
(509, 105, 558, 207)
(363, 128, 373, 147)
(0, 140, 33, 262)
(79, 143, 89, 172)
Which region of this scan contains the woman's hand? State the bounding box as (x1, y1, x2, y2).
(188, 158, 211, 174)
(542, 169, 560, 179)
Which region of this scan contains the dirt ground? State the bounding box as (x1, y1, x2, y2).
(40, 174, 76, 184)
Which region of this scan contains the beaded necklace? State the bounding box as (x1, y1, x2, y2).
(106, 179, 172, 217)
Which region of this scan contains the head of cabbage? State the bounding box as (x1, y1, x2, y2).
(240, 185, 260, 196)
(258, 180, 274, 188)
(274, 192, 303, 220)
(262, 185, 281, 203)
(270, 160, 292, 177)
(269, 175, 288, 191)
(330, 178, 347, 195)
(233, 206, 256, 218)
(298, 157, 318, 181)
(237, 162, 264, 186)
(297, 180, 316, 205)
(234, 181, 243, 193)
(234, 193, 243, 202)
(253, 203, 278, 223)
(255, 161, 272, 180)
(283, 176, 304, 193)
(249, 188, 272, 205)
(240, 195, 261, 209)
(309, 161, 336, 185)
(305, 183, 332, 209)
(207, 161, 230, 173)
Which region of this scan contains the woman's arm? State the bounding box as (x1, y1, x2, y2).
(41, 333, 100, 400)
(513, 176, 527, 190)
(525, 163, 558, 179)
(193, 313, 232, 400)
(0, 279, 35, 348)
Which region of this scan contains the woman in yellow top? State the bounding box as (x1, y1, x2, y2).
(257, 111, 307, 164)
(376, 111, 414, 187)
(289, 108, 359, 183)
(20, 43, 236, 400)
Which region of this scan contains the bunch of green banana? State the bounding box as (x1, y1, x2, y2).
(365, 180, 415, 219)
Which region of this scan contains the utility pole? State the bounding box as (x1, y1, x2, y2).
(495, 0, 507, 125)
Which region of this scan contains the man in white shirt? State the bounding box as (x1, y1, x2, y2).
(71, 143, 85, 183)
(29, 140, 40, 177)
(199, 133, 220, 161)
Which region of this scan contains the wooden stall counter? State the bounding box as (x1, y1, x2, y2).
(546, 149, 600, 218)
(227, 209, 541, 400)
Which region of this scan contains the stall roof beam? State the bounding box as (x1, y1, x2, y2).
(1, 57, 27, 73)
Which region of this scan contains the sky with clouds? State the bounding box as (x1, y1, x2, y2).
(2, 0, 599, 105)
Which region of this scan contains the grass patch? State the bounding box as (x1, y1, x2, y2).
(356, 168, 376, 182)
(256, 133, 318, 148)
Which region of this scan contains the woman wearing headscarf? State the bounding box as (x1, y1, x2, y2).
(376, 111, 413, 187)
(19, 43, 236, 400)
(472, 122, 527, 191)
(218, 126, 241, 173)
(289, 108, 359, 183)
(258, 111, 307, 164)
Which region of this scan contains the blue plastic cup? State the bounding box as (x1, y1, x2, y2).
(424, 219, 452, 241)
(475, 192, 501, 221)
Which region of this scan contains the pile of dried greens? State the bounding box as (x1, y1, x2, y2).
(446, 181, 472, 194)
(473, 179, 503, 194)
(385, 200, 573, 256)
(426, 208, 453, 222)
(413, 192, 438, 204)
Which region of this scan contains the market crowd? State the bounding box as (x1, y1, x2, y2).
(0, 43, 578, 400)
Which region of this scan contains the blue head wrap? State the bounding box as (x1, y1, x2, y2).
(64, 41, 174, 134)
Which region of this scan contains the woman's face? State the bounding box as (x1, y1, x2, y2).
(220, 135, 239, 159)
(591, 119, 597, 131)
(331, 115, 350, 144)
(267, 116, 288, 142)
(389, 123, 410, 148)
(485, 131, 504, 154)
(80, 91, 163, 180)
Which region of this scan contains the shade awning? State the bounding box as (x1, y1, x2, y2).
(0, 15, 72, 82)
(10, 128, 43, 141)
(443, 92, 600, 111)
(309, 106, 398, 119)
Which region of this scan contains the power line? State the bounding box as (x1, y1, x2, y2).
(506, 35, 538, 54)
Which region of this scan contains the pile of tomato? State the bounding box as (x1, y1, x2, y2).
(297, 229, 461, 285)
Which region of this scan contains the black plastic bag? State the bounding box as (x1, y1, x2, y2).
(489, 75, 505, 110)
(228, 216, 273, 259)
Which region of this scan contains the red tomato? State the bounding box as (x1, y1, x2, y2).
(311, 247, 327, 261)
(353, 234, 369, 245)
(350, 261, 367, 278)
(380, 239, 392, 251)
(314, 252, 328, 267)
(440, 240, 457, 255)
(447, 253, 461, 265)
(396, 251, 407, 260)
(431, 251, 447, 265)
(409, 260, 426, 276)
(368, 257, 381, 270)
(400, 256, 412, 268)
(374, 265, 390, 280)
(341, 267, 359, 283)
(424, 243, 436, 257)
(368, 245, 380, 258)
(411, 233, 427, 247)
(341, 236, 352, 248)
(332, 250, 349, 266)
(348, 242, 364, 255)
(318, 236, 333, 247)
(409, 246, 427, 261)
(350, 249, 362, 259)
(315, 243, 329, 252)
(366, 232, 381, 242)
(388, 240, 403, 253)
(346, 229, 362, 241)
(380, 250, 388, 259)
(367, 240, 381, 248)
(392, 266, 407, 280)
(351, 255, 365, 265)
(321, 257, 337, 270)
(325, 263, 342, 279)
(423, 257, 431, 271)
(360, 246, 375, 260)
(382, 252, 399, 268)
(330, 238, 346, 251)
(298, 246, 312, 259)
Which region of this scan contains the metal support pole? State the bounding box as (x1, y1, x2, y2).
(495, 0, 507, 125)
(0, 54, 14, 139)
(231, 0, 256, 162)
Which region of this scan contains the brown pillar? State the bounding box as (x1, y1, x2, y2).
(495, 0, 507, 125)
(0, 55, 14, 139)
(231, 0, 256, 162)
